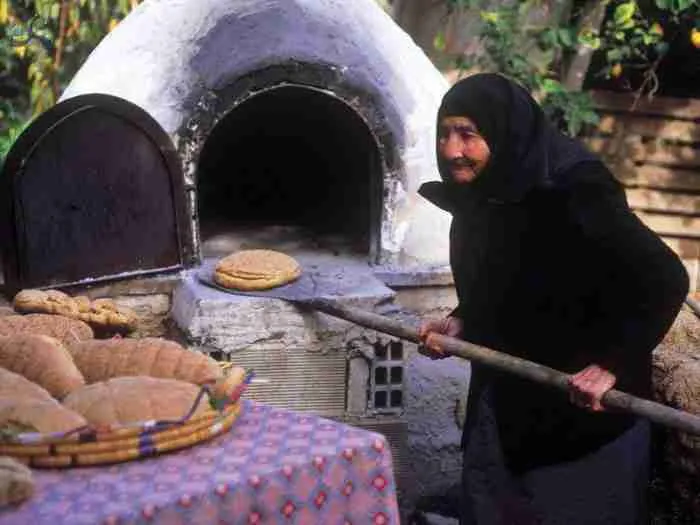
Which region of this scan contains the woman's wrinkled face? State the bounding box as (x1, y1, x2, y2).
(437, 116, 491, 184)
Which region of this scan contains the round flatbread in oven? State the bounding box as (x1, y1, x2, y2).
(214, 250, 302, 291)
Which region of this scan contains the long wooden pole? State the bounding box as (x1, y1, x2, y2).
(686, 297, 700, 318)
(303, 298, 700, 436)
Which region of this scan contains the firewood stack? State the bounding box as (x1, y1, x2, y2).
(652, 302, 700, 518)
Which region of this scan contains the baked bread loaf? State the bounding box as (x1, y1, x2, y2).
(67, 338, 224, 385)
(0, 369, 87, 436)
(84, 297, 138, 334)
(0, 456, 34, 507)
(13, 290, 77, 317)
(0, 335, 85, 398)
(13, 290, 138, 334)
(0, 397, 87, 434)
(0, 314, 93, 345)
(214, 249, 301, 291)
(0, 367, 59, 403)
(63, 376, 214, 426)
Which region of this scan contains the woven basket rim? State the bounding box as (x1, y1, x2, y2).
(1, 369, 253, 446)
(0, 402, 239, 453)
(4, 403, 243, 468)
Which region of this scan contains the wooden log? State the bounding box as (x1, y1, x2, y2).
(591, 91, 700, 120)
(597, 115, 700, 143)
(634, 211, 700, 239)
(679, 259, 700, 293)
(687, 296, 700, 317)
(617, 165, 700, 192)
(627, 189, 700, 215)
(636, 144, 700, 168)
(303, 298, 700, 435)
(587, 137, 700, 168)
(661, 237, 700, 259)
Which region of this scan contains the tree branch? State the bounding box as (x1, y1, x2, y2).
(562, 0, 607, 90)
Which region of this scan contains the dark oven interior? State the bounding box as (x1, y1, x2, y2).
(0, 84, 387, 293)
(196, 85, 383, 261)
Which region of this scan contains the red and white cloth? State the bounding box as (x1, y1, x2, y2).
(0, 400, 399, 525)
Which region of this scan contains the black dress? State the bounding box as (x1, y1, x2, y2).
(421, 73, 689, 524)
(420, 160, 688, 524)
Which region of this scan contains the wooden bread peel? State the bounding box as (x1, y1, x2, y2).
(198, 266, 700, 436)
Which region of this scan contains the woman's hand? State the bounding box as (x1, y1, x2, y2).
(568, 364, 617, 412)
(418, 316, 463, 359)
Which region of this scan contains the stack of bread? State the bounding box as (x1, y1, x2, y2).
(214, 249, 302, 291)
(12, 289, 139, 336)
(0, 332, 244, 431)
(0, 288, 247, 506)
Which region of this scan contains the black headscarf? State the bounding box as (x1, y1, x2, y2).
(421, 73, 597, 209)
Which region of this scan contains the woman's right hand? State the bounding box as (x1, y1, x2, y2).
(418, 316, 463, 359)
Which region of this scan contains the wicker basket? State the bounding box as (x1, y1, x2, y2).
(0, 368, 252, 468)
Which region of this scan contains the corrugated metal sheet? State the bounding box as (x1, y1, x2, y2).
(206, 347, 348, 417)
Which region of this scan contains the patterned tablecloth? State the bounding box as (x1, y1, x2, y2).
(0, 400, 399, 525)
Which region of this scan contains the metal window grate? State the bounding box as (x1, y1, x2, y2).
(370, 339, 404, 413)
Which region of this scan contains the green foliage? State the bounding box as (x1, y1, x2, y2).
(438, 0, 700, 136)
(0, 0, 142, 164)
(448, 1, 600, 136)
(653, 0, 698, 14)
(0, 118, 28, 168)
(589, 0, 699, 87)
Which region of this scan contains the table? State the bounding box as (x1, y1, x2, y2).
(0, 400, 400, 524)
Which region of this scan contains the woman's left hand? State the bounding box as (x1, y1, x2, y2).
(568, 364, 617, 412)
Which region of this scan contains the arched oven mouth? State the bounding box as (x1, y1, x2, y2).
(195, 84, 383, 268)
(0, 81, 388, 293)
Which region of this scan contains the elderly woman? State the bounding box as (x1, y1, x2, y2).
(418, 74, 688, 524)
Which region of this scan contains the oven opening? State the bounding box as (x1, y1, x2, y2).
(196, 85, 383, 260)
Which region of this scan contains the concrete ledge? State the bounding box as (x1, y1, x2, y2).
(374, 264, 455, 287)
(171, 257, 397, 352)
(62, 272, 183, 298)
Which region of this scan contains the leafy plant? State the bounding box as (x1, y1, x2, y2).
(588, 1, 700, 96)
(0, 118, 28, 166)
(438, 1, 600, 136)
(435, 0, 700, 136)
(0, 0, 142, 164)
